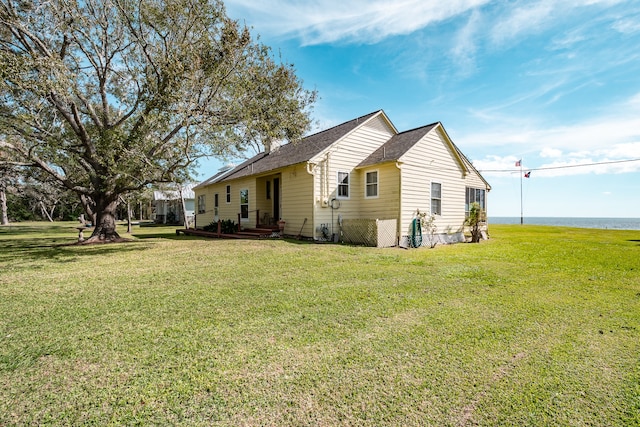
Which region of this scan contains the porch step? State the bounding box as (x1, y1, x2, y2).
(243, 226, 279, 234)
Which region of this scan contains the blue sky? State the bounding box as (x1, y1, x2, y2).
(198, 0, 640, 218)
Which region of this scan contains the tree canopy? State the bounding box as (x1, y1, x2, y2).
(0, 0, 316, 241)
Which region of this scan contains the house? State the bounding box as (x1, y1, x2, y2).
(152, 182, 196, 226)
(193, 110, 490, 246)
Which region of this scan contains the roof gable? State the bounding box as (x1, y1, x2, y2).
(357, 122, 473, 178)
(357, 123, 437, 168)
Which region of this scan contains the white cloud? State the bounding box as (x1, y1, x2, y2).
(475, 147, 640, 178)
(533, 156, 640, 177)
(462, 90, 640, 145)
(612, 17, 640, 34)
(489, 1, 555, 46)
(540, 147, 563, 158)
(550, 29, 588, 50)
(486, 0, 630, 48)
(461, 91, 640, 177)
(226, 0, 489, 45)
(470, 155, 528, 178)
(473, 152, 640, 179)
(226, 0, 634, 46)
(450, 9, 483, 74)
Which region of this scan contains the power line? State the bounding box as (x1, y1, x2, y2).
(478, 158, 640, 173)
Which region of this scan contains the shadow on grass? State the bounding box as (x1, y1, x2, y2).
(0, 233, 154, 271)
(283, 237, 322, 246)
(132, 232, 198, 240)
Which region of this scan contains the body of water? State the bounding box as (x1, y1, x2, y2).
(491, 217, 640, 230)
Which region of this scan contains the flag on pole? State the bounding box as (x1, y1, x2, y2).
(515, 159, 522, 167)
(524, 171, 531, 178)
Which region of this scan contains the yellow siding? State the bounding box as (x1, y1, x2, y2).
(280, 164, 314, 236)
(254, 175, 280, 225)
(311, 115, 395, 235)
(194, 165, 312, 236)
(193, 177, 256, 229)
(398, 127, 468, 237)
(358, 163, 400, 219)
(193, 185, 215, 228)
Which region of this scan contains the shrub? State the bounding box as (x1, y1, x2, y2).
(203, 219, 236, 234)
(465, 202, 484, 243)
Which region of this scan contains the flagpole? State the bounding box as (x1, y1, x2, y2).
(520, 160, 523, 225)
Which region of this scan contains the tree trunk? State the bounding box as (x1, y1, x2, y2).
(87, 198, 121, 242)
(40, 201, 54, 222)
(0, 189, 8, 225)
(471, 223, 481, 243)
(179, 186, 189, 229)
(80, 194, 97, 226)
(126, 200, 132, 234)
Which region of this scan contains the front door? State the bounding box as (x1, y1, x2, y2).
(273, 177, 280, 221)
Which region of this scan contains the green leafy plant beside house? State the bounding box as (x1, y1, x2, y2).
(416, 209, 438, 248)
(203, 219, 237, 234)
(466, 202, 485, 243)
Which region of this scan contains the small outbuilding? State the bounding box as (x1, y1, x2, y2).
(152, 183, 196, 226)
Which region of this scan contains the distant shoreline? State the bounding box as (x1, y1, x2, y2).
(490, 216, 640, 230)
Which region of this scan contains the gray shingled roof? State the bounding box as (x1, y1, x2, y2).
(357, 123, 438, 168)
(197, 110, 382, 185)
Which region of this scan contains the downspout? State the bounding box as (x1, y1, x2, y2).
(306, 161, 316, 240)
(306, 162, 315, 175)
(395, 161, 402, 246)
(324, 152, 331, 205)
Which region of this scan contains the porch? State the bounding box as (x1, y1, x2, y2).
(179, 210, 282, 239)
(176, 225, 281, 239)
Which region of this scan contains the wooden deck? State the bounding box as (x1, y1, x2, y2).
(176, 226, 281, 240)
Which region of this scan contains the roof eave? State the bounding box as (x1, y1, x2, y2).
(355, 159, 399, 170)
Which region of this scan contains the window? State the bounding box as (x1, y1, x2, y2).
(337, 171, 350, 198)
(240, 189, 249, 219)
(214, 193, 219, 219)
(226, 185, 231, 203)
(197, 195, 206, 214)
(465, 187, 486, 216)
(431, 182, 442, 215)
(266, 180, 271, 200)
(365, 170, 378, 198)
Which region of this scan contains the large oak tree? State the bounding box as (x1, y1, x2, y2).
(0, 0, 316, 241)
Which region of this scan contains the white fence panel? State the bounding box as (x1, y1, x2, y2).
(342, 219, 397, 248)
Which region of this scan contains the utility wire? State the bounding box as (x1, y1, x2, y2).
(478, 158, 640, 173)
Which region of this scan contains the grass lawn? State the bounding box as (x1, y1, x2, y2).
(1, 221, 639, 426)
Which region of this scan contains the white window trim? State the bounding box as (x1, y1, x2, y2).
(214, 193, 219, 221)
(240, 188, 249, 221)
(337, 171, 350, 200)
(364, 169, 379, 199)
(431, 181, 442, 216)
(226, 185, 231, 204)
(197, 195, 206, 214)
(465, 187, 486, 217)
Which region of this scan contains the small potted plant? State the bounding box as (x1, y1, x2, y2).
(277, 219, 286, 233)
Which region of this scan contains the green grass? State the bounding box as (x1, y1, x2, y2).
(1, 221, 639, 426)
